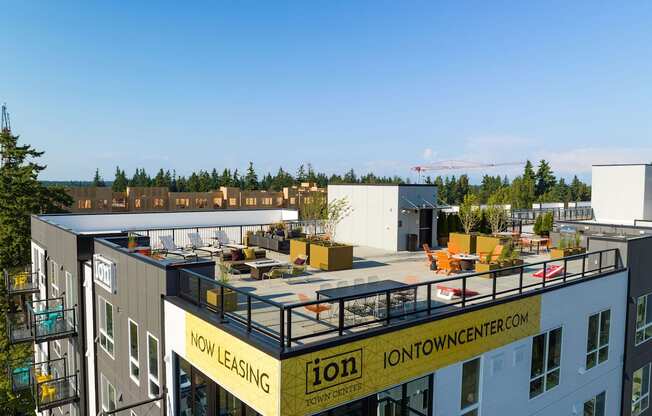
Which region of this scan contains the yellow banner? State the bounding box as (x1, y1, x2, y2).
(185, 313, 281, 416)
(280, 295, 541, 416)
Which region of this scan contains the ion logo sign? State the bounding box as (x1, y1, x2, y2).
(93, 254, 116, 294)
(305, 349, 362, 394)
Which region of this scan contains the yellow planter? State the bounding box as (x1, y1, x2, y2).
(476, 235, 511, 255)
(474, 262, 501, 275)
(449, 233, 477, 254)
(206, 288, 238, 312)
(290, 239, 310, 260)
(309, 244, 353, 271)
(550, 247, 586, 260)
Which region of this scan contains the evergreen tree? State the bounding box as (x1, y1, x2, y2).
(112, 166, 128, 191)
(343, 169, 357, 183)
(187, 172, 200, 192)
(153, 169, 169, 188)
(0, 128, 72, 413)
(210, 169, 220, 190)
(220, 169, 232, 188)
(244, 162, 259, 190)
(198, 170, 212, 192)
(535, 160, 556, 197)
(92, 168, 106, 187)
(296, 164, 307, 183)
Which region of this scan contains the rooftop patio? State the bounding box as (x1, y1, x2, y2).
(174, 244, 623, 354)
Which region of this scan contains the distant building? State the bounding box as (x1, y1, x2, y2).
(64, 182, 326, 214)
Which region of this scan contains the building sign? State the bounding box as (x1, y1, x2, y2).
(279, 295, 541, 416)
(185, 313, 281, 416)
(93, 254, 117, 294)
(181, 295, 541, 416)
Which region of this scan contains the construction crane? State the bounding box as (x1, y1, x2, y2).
(411, 160, 524, 183)
(1, 103, 10, 134)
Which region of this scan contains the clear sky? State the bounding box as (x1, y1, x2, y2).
(2, 1, 651, 182)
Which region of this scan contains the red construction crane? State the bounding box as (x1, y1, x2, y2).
(411, 160, 524, 182)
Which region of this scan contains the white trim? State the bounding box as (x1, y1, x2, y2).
(632, 363, 651, 416)
(636, 293, 652, 346)
(147, 332, 161, 402)
(100, 373, 117, 412)
(128, 318, 140, 385)
(585, 309, 611, 371)
(98, 297, 115, 359)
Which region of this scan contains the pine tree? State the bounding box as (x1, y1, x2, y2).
(0, 129, 72, 413)
(535, 160, 556, 197)
(244, 162, 258, 190)
(92, 168, 106, 187)
(112, 166, 128, 192)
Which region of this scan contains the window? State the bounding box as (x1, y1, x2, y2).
(530, 327, 562, 398)
(112, 198, 126, 208)
(245, 197, 256, 206)
(584, 391, 606, 416)
(129, 319, 140, 383)
(153, 198, 165, 208)
(632, 363, 651, 415)
(134, 198, 142, 209)
(460, 357, 481, 415)
(77, 199, 92, 209)
(148, 333, 160, 398)
(100, 374, 117, 412)
(228, 197, 237, 206)
(586, 310, 610, 370)
(195, 198, 208, 208)
(290, 197, 296, 205)
(212, 197, 222, 209)
(636, 293, 652, 345)
(176, 198, 190, 209)
(262, 197, 273, 206)
(98, 297, 114, 357)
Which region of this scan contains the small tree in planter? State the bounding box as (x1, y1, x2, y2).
(323, 197, 353, 245)
(486, 193, 508, 235)
(459, 194, 481, 234)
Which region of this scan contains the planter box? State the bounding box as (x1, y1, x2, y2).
(476, 235, 511, 256)
(550, 247, 586, 260)
(290, 239, 310, 259)
(309, 244, 353, 271)
(449, 233, 477, 254)
(206, 288, 238, 312)
(475, 262, 501, 274)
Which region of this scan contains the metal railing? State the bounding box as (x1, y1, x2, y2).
(35, 373, 78, 411)
(6, 297, 77, 344)
(176, 249, 622, 352)
(4, 268, 39, 295)
(510, 207, 593, 223)
(131, 219, 326, 250)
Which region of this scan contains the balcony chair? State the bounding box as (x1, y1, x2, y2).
(297, 293, 331, 319)
(13, 272, 29, 288)
(159, 235, 197, 259)
(187, 233, 222, 257)
(40, 382, 57, 403)
(434, 251, 462, 275)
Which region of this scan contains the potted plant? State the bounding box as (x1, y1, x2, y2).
(128, 235, 137, 250)
(550, 233, 585, 259)
(475, 251, 501, 274)
(450, 194, 481, 253)
(309, 240, 354, 271)
(206, 267, 238, 312)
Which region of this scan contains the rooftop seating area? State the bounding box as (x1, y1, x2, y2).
(174, 240, 623, 353)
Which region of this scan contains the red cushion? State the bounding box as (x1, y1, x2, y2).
(231, 249, 243, 261)
(294, 257, 306, 265)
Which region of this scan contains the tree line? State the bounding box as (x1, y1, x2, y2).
(424, 160, 590, 208)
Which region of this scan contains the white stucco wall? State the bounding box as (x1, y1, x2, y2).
(434, 270, 627, 416)
(592, 165, 652, 223)
(327, 185, 400, 251)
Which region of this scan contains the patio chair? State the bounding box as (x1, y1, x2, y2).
(40, 382, 57, 403)
(187, 233, 222, 257)
(218, 262, 241, 281)
(422, 243, 435, 253)
(159, 235, 197, 259)
(447, 241, 463, 255)
(13, 272, 28, 288)
(262, 267, 288, 281)
(394, 276, 418, 311)
(214, 230, 233, 247)
(434, 251, 461, 275)
(297, 293, 331, 318)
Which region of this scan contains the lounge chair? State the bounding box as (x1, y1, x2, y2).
(477, 245, 504, 264)
(298, 293, 331, 318)
(159, 235, 197, 259)
(188, 233, 222, 257)
(434, 251, 461, 275)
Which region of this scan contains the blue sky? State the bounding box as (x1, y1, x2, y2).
(2, 1, 651, 182)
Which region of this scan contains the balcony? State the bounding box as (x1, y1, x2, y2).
(4, 269, 39, 296)
(6, 298, 77, 344)
(7, 357, 79, 410)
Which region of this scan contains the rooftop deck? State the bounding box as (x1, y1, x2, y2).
(173, 245, 623, 356)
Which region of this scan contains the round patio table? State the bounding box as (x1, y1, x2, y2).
(452, 253, 480, 270)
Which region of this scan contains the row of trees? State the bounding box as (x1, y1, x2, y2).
(93, 163, 412, 193)
(427, 160, 591, 208)
(0, 129, 72, 413)
(92, 160, 590, 209)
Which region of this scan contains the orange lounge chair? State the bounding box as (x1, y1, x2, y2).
(434, 251, 461, 275)
(422, 243, 435, 253)
(298, 293, 332, 317)
(447, 241, 462, 255)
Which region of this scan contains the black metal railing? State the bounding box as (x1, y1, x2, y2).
(177, 249, 621, 352)
(6, 297, 77, 344)
(4, 268, 39, 295)
(7, 356, 68, 393)
(510, 207, 593, 224)
(35, 373, 78, 411)
(130, 219, 326, 250)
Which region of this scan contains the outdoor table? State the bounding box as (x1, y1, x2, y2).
(316, 280, 409, 320)
(521, 237, 549, 254)
(451, 254, 480, 270)
(244, 259, 288, 280)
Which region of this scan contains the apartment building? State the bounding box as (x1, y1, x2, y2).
(66, 182, 326, 214)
